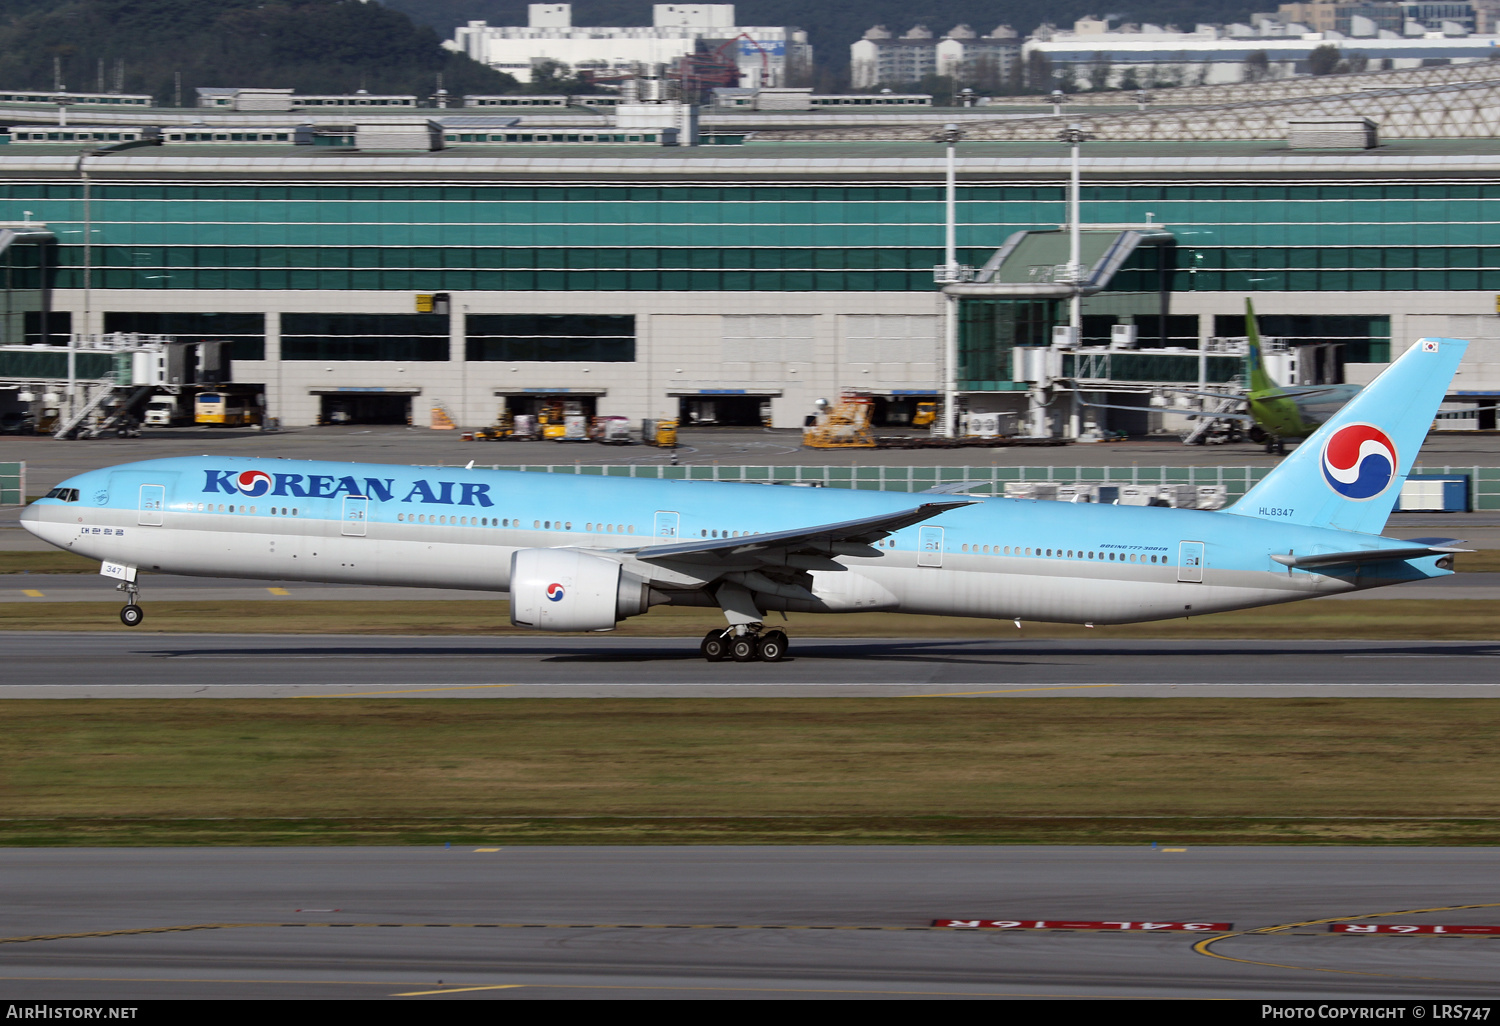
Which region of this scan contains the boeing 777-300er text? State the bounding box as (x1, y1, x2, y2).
(21, 336, 1469, 662)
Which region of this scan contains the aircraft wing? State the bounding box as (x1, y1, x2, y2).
(1154, 386, 1250, 403)
(1271, 545, 1470, 569)
(922, 481, 992, 495)
(619, 500, 976, 567)
(1077, 398, 1256, 423)
(1276, 385, 1352, 401)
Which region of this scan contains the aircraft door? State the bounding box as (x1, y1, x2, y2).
(138, 484, 165, 526)
(1178, 540, 1205, 583)
(341, 495, 369, 537)
(918, 526, 944, 567)
(654, 511, 680, 541)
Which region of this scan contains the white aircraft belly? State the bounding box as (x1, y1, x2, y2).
(859, 558, 1356, 625)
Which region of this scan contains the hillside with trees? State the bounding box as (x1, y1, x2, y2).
(0, 0, 516, 104)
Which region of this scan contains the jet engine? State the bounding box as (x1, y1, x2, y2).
(509, 548, 654, 631)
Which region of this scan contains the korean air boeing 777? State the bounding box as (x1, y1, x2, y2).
(21, 336, 1468, 663)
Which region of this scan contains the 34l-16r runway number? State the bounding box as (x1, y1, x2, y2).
(1333, 923, 1500, 934)
(933, 920, 1232, 931)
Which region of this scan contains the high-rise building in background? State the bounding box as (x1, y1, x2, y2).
(447, 4, 810, 88)
(849, 25, 1020, 91)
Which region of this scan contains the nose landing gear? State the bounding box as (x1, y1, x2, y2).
(117, 580, 144, 627)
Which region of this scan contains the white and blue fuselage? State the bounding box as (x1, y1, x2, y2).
(20, 454, 1449, 627)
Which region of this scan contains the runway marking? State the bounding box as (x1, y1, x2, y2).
(266, 588, 290, 596)
(21, 590, 42, 598)
(0, 920, 1265, 945)
(297, 685, 518, 698)
(394, 984, 525, 996)
(1191, 901, 1500, 981)
(0, 923, 276, 945)
(905, 685, 1123, 698)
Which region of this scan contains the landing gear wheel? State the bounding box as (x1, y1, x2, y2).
(701, 629, 728, 662)
(730, 636, 758, 662)
(757, 630, 788, 662)
(120, 604, 144, 627)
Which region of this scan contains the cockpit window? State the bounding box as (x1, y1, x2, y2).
(44, 488, 80, 502)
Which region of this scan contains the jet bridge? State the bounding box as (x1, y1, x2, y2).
(939, 225, 1180, 439)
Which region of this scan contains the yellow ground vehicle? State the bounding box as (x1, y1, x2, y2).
(912, 401, 938, 428)
(803, 395, 876, 448)
(537, 399, 582, 440)
(195, 392, 259, 426)
(641, 418, 677, 447)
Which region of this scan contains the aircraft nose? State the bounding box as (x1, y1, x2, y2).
(19, 502, 41, 535)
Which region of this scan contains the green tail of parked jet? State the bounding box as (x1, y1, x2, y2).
(1243, 298, 1362, 454)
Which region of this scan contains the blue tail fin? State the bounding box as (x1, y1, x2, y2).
(1230, 337, 1467, 535)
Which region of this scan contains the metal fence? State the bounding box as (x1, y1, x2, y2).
(0, 461, 23, 506)
(483, 463, 1500, 510)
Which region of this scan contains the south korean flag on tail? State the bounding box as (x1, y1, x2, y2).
(1422, 340, 1440, 352)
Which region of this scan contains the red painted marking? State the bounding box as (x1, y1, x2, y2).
(1331, 924, 1500, 935)
(932, 920, 1231, 931)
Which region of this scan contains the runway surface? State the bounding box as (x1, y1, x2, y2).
(6, 571, 1500, 603)
(7, 633, 1500, 697)
(3, 846, 1499, 999)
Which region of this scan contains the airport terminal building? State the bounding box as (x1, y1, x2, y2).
(1, 79, 1499, 434)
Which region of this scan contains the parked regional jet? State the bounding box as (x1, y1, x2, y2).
(1083, 300, 1362, 452)
(22, 336, 1468, 662)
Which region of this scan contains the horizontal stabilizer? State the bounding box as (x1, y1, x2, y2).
(1271, 545, 1468, 569)
(622, 500, 976, 565)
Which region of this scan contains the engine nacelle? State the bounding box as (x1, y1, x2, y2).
(509, 548, 652, 632)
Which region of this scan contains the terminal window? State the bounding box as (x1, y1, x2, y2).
(466, 315, 634, 362)
(282, 313, 449, 361)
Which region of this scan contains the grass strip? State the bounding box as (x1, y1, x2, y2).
(0, 551, 100, 574)
(5, 598, 1500, 639)
(3, 698, 1498, 847)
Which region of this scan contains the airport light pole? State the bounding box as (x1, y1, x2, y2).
(933, 122, 966, 438)
(1057, 123, 1093, 440)
(1057, 123, 1093, 336)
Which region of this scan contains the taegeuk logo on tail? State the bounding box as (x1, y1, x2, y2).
(1321, 423, 1397, 500)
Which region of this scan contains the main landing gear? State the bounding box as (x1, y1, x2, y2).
(701, 626, 789, 663)
(117, 580, 144, 627)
